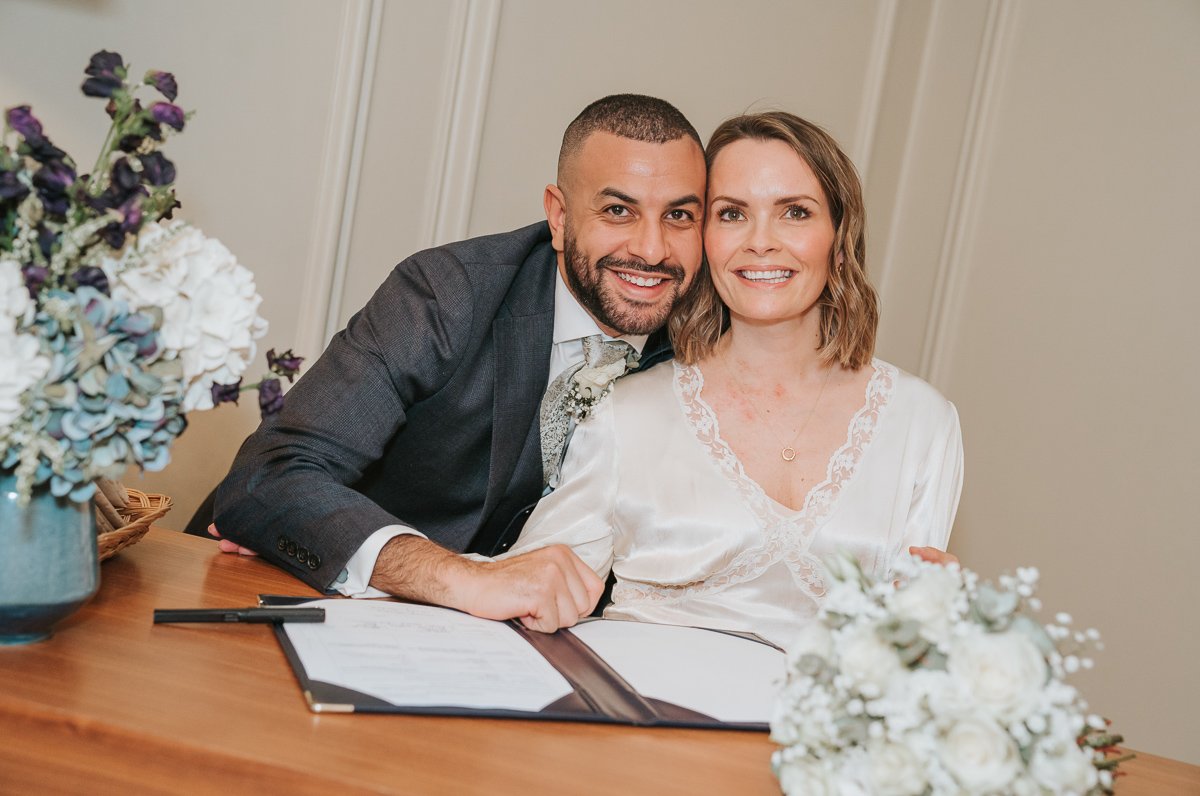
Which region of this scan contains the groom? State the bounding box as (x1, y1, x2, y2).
(213, 94, 706, 632)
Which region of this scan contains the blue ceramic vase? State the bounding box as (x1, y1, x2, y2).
(0, 474, 99, 644)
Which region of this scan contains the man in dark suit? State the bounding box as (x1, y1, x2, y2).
(213, 94, 706, 632)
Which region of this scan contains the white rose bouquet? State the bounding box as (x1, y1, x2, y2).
(1, 51, 302, 504)
(772, 553, 1130, 796)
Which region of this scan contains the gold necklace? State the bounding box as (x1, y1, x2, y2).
(722, 348, 833, 462)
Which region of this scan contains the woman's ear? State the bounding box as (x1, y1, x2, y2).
(543, 184, 567, 252)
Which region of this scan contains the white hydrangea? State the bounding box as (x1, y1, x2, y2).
(0, 259, 49, 432)
(0, 327, 50, 432)
(102, 220, 268, 411)
(0, 256, 35, 327)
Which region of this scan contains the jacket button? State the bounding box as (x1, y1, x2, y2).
(277, 536, 287, 552)
(307, 554, 321, 570)
(286, 541, 298, 557)
(298, 547, 309, 563)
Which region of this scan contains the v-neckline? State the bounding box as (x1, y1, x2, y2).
(675, 359, 894, 524)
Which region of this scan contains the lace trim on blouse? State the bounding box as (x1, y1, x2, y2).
(612, 359, 896, 607)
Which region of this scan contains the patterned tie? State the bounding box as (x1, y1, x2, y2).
(540, 335, 636, 489)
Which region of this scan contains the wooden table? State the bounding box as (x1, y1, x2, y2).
(0, 531, 1196, 795)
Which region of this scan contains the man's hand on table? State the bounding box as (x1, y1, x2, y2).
(369, 535, 603, 633)
(208, 523, 258, 556)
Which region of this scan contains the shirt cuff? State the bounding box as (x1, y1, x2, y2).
(332, 525, 426, 598)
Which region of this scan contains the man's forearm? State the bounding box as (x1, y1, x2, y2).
(368, 534, 474, 607)
(367, 535, 605, 633)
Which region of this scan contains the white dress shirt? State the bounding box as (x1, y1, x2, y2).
(334, 267, 645, 597)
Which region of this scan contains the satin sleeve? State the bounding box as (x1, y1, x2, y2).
(492, 394, 620, 579)
(900, 400, 965, 552)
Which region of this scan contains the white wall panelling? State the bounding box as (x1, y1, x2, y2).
(299, 0, 384, 350)
(851, 0, 899, 179)
(918, 0, 1016, 387)
(427, 0, 503, 248)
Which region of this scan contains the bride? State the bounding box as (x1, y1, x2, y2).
(478, 111, 963, 649)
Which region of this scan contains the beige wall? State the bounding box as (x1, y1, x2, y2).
(3, 0, 1196, 763)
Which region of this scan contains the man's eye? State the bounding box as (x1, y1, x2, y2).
(666, 209, 694, 222)
(605, 206, 631, 218)
(784, 205, 811, 220)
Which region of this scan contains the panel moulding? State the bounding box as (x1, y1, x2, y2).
(426, 0, 502, 248)
(919, 0, 1018, 388)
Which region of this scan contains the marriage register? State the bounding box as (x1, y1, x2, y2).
(269, 598, 784, 730)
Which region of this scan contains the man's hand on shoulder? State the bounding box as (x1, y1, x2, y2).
(370, 536, 603, 633)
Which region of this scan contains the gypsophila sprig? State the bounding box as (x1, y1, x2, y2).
(0, 50, 302, 504)
(771, 551, 1130, 796)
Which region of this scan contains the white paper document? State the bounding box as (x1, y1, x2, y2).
(567, 620, 786, 724)
(282, 599, 573, 712)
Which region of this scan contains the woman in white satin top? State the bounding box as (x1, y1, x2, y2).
(498, 112, 963, 650)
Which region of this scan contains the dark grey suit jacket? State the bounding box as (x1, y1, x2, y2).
(214, 222, 670, 590)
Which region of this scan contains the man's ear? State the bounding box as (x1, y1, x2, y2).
(543, 184, 566, 252)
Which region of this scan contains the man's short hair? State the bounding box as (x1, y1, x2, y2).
(558, 94, 701, 180)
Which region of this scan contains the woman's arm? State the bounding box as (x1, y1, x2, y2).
(902, 399, 965, 562)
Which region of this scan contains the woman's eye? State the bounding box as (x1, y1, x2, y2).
(716, 207, 743, 222)
(784, 205, 810, 220)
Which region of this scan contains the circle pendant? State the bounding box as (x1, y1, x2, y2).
(781, 447, 797, 462)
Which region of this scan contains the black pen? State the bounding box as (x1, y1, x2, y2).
(153, 607, 326, 624)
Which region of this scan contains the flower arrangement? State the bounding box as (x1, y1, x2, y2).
(1, 51, 301, 504)
(772, 553, 1130, 796)
(566, 346, 639, 421)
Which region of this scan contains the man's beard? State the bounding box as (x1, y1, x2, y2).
(562, 229, 688, 336)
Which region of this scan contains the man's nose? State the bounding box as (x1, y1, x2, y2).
(628, 219, 667, 264)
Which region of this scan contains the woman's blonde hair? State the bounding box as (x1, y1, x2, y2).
(670, 112, 878, 369)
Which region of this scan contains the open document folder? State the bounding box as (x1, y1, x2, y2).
(267, 598, 786, 730)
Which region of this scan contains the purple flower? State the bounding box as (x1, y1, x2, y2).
(36, 225, 55, 258)
(82, 75, 124, 98)
(258, 378, 284, 417)
(82, 51, 126, 98)
(6, 107, 68, 163)
(0, 168, 29, 203)
(85, 51, 125, 79)
(267, 348, 305, 383)
(112, 157, 140, 192)
(144, 70, 178, 101)
(149, 102, 185, 132)
(71, 266, 110, 295)
(5, 105, 43, 140)
(211, 380, 242, 407)
(99, 191, 145, 249)
(139, 151, 176, 186)
(117, 134, 144, 153)
(33, 160, 77, 217)
(22, 264, 48, 297)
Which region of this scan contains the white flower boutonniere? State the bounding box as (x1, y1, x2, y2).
(565, 350, 639, 421)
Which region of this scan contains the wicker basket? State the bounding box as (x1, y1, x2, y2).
(96, 488, 173, 562)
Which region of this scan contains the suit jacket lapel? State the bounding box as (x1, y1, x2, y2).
(480, 243, 556, 523)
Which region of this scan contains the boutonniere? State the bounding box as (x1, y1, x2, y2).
(566, 350, 639, 421)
